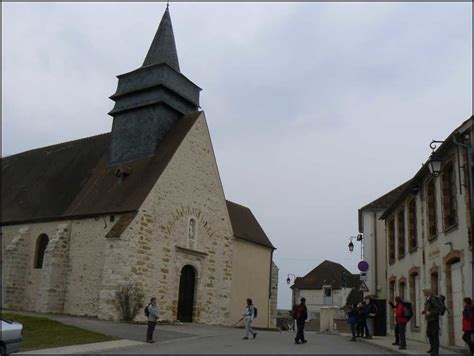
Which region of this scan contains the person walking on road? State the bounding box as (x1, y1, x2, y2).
(242, 298, 257, 340)
(423, 289, 440, 355)
(145, 297, 159, 343)
(462, 297, 474, 355)
(347, 303, 359, 341)
(293, 297, 308, 344)
(394, 296, 409, 350)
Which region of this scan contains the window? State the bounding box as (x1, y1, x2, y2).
(441, 163, 457, 229)
(431, 271, 439, 296)
(399, 280, 406, 301)
(409, 272, 420, 328)
(389, 279, 396, 326)
(388, 219, 396, 263)
(397, 209, 405, 258)
(35, 234, 49, 269)
(408, 199, 417, 251)
(426, 179, 437, 240)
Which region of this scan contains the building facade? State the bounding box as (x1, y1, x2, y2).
(380, 118, 472, 348)
(292, 260, 362, 319)
(358, 183, 410, 299)
(1, 7, 278, 328)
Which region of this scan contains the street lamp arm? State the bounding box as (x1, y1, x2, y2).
(429, 140, 445, 151)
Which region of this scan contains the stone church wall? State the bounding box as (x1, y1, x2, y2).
(270, 261, 279, 327)
(1, 218, 113, 316)
(98, 113, 235, 324)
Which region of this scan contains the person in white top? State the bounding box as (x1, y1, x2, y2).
(242, 298, 257, 340)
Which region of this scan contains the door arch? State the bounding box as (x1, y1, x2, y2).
(177, 265, 196, 322)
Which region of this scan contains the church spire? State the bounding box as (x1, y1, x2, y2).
(142, 6, 180, 72)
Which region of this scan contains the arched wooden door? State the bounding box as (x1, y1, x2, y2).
(177, 265, 196, 322)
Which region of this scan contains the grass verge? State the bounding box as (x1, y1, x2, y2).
(2, 312, 116, 351)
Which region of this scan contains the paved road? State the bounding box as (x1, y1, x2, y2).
(99, 329, 389, 354)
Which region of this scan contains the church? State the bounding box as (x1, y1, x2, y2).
(1, 6, 279, 328)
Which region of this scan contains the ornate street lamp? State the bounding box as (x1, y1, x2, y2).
(348, 239, 354, 253)
(427, 140, 444, 177)
(287, 274, 296, 285)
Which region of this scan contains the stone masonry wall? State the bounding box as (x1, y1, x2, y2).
(1, 218, 114, 316)
(98, 112, 235, 324)
(2, 227, 30, 309)
(270, 261, 279, 327)
(37, 223, 71, 313)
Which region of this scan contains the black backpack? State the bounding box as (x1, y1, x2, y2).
(402, 302, 413, 320)
(434, 295, 448, 316)
(253, 306, 258, 319)
(144, 303, 151, 317)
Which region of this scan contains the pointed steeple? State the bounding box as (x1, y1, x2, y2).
(107, 5, 201, 166)
(143, 6, 180, 72)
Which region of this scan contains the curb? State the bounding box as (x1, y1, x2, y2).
(17, 339, 145, 354)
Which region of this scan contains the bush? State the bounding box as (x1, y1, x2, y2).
(115, 283, 145, 322)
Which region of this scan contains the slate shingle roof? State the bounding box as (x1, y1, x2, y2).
(1, 112, 202, 224)
(292, 260, 360, 290)
(226, 200, 275, 249)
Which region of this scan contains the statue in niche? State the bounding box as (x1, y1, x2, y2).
(188, 219, 196, 248)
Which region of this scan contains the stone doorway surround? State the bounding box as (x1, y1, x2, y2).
(443, 249, 463, 346)
(174, 246, 206, 322)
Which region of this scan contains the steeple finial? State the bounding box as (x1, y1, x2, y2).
(166, 0, 169, 10)
(142, 5, 180, 71)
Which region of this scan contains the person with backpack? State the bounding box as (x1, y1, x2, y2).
(394, 296, 410, 350)
(242, 298, 257, 340)
(423, 289, 441, 355)
(462, 297, 474, 355)
(292, 297, 308, 344)
(145, 297, 159, 343)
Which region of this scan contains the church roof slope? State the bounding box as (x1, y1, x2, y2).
(1, 111, 202, 225)
(226, 200, 275, 250)
(292, 260, 359, 290)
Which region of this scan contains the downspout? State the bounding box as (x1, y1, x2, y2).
(373, 211, 378, 297)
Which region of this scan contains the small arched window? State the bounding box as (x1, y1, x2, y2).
(35, 234, 49, 269)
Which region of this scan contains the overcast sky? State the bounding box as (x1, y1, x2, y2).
(2, 2, 472, 309)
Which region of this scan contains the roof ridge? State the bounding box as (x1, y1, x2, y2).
(2, 132, 110, 160)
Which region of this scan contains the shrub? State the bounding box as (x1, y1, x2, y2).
(115, 283, 145, 322)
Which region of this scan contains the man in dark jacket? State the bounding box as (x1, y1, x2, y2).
(293, 297, 308, 344)
(363, 296, 377, 339)
(423, 289, 441, 355)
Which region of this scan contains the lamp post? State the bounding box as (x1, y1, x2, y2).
(428, 120, 473, 300)
(348, 233, 364, 260)
(287, 274, 297, 331)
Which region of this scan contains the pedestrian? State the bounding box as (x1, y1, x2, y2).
(388, 300, 400, 346)
(364, 296, 377, 339)
(422, 288, 441, 355)
(394, 296, 409, 350)
(462, 297, 474, 355)
(356, 302, 368, 338)
(347, 303, 359, 341)
(292, 297, 308, 344)
(145, 297, 159, 343)
(242, 298, 257, 340)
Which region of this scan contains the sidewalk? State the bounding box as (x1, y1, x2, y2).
(339, 333, 464, 355)
(17, 340, 145, 354)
